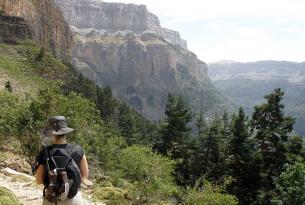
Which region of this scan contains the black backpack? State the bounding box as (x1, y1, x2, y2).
(43, 145, 81, 202)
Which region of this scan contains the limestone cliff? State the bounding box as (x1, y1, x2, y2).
(0, 14, 33, 40)
(0, 0, 73, 61)
(54, 0, 187, 49)
(55, 0, 226, 119)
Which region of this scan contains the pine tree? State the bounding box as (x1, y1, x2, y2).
(35, 47, 45, 61)
(196, 107, 206, 138)
(226, 107, 259, 204)
(117, 103, 139, 145)
(156, 93, 192, 157)
(286, 136, 305, 163)
(155, 93, 193, 185)
(96, 86, 115, 120)
(202, 118, 223, 180)
(251, 88, 295, 204)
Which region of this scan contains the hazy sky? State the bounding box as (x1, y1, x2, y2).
(105, 0, 305, 63)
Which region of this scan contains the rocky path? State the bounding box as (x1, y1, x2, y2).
(0, 167, 104, 205)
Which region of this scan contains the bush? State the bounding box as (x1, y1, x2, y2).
(0, 91, 24, 145)
(4, 81, 12, 93)
(35, 47, 45, 61)
(116, 145, 179, 204)
(185, 180, 238, 205)
(0, 187, 21, 205)
(272, 163, 305, 205)
(93, 186, 131, 205)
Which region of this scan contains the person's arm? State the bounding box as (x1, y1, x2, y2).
(79, 155, 89, 179)
(35, 164, 45, 184)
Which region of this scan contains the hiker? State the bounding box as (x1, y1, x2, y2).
(34, 116, 89, 205)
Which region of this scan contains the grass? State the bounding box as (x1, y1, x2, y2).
(0, 187, 21, 205)
(0, 40, 70, 95)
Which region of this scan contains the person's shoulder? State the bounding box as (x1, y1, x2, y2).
(67, 143, 85, 158)
(67, 143, 82, 149)
(39, 145, 52, 153)
(67, 143, 83, 152)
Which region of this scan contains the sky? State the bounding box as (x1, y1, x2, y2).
(105, 0, 305, 63)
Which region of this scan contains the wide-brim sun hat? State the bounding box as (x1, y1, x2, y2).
(43, 116, 74, 137)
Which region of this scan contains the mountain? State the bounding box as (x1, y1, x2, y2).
(54, 0, 227, 120)
(0, 0, 73, 62)
(209, 60, 305, 136)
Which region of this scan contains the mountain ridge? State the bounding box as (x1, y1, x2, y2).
(55, 0, 227, 120)
(209, 60, 305, 136)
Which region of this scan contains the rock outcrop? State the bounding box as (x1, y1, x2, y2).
(0, 0, 73, 61)
(55, 0, 226, 119)
(54, 0, 187, 49)
(0, 14, 33, 40)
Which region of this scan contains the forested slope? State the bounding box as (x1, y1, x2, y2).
(0, 40, 237, 204)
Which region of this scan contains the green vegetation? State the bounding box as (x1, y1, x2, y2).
(116, 145, 178, 204)
(214, 78, 305, 136)
(272, 163, 305, 205)
(0, 40, 305, 205)
(4, 81, 12, 92)
(185, 180, 238, 205)
(0, 187, 21, 205)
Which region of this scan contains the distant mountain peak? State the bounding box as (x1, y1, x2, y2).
(210, 60, 238, 65)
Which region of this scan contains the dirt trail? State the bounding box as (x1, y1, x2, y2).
(0, 167, 104, 205)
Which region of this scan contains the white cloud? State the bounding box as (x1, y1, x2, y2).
(104, 0, 305, 62)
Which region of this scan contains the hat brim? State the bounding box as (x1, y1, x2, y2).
(42, 127, 74, 137)
(52, 127, 74, 135)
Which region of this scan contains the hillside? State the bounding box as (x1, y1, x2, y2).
(2, 1, 305, 205)
(209, 60, 305, 136)
(54, 0, 227, 120)
(0, 9, 237, 204)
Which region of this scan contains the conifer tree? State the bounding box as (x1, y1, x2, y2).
(96, 86, 115, 120)
(226, 107, 259, 204)
(155, 93, 193, 185)
(117, 103, 139, 145)
(196, 107, 206, 138)
(251, 88, 295, 204)
(35, 47, 45, 61)
(156, 93, 192, 157)
(202, 118, 223, 180)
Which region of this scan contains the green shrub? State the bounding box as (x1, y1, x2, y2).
(93, 186, 131, 205)
(4, 81, 12, 93)
(0, 187, 21, 205)
(272, 163, 305, 205)
(116, 145, 179, 204)
(185, 180, 238, 205)
(35, 47, 45, 61)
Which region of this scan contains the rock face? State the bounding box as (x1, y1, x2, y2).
(55, 0, 226, 120)
(0, 0, 73, 61)
(0, 14, 33, 40)
(54, 0, 187, 49)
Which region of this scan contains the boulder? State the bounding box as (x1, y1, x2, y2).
(2, 168, 35, 183)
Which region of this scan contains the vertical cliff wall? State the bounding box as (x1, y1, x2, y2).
(0, 14, 33, 40)
(55, 0, 227, 120)
(0, 0, 73, 61)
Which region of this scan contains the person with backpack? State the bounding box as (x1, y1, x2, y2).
(34, 116, 89, 205)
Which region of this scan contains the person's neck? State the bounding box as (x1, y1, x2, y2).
(54, 139, 67, 145)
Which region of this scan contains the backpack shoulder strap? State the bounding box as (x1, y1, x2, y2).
(43, 146, 51, 172)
